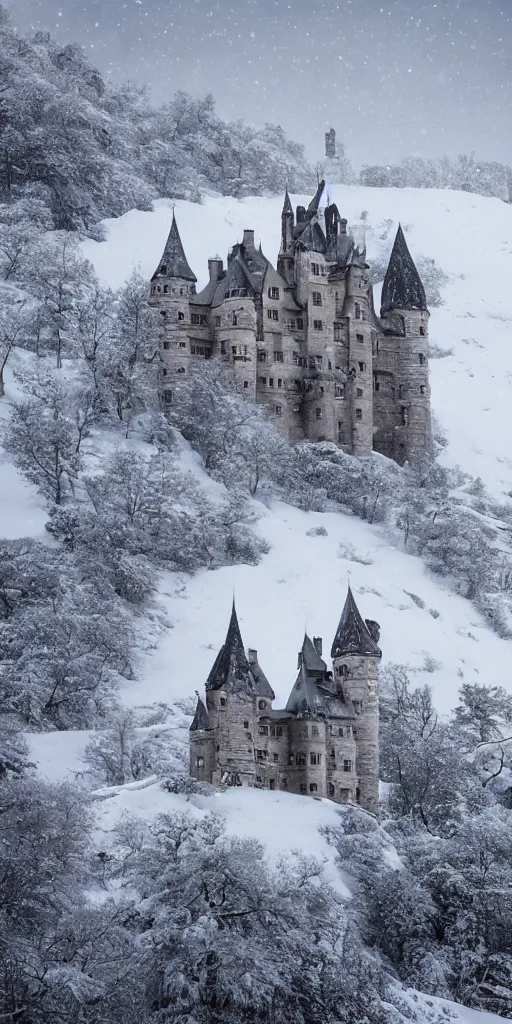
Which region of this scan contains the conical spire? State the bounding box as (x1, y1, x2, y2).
(331, 587, 382, 659)
(190, 696, 212, 732)
(381, 225, 427, 315)
(282, 187, 293, 216)
(205, 601, 255, 695)
(152, 212, 197, 283)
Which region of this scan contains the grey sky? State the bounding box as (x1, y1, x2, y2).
(10, 0, 512, 167)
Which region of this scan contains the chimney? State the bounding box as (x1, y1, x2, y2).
(248, 648, 258, 664)
(313, 637, 323, 656)
(340, 218, 348, 235)
(243, 229, 255, 249)
(208, 255, 223, 281)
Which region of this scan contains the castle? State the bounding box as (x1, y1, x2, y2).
(190, 587, 381, 814)
(150, 177, 432, 466)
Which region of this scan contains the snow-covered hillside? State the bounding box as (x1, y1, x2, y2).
(3, 185, 512, 1024)
(83, 185, 512, 498)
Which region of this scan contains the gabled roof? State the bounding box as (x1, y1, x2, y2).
(152, 212, 197, 283)
(381, 225, 427, 315)
(190, 696, 212, 732)
(249, 658, 275, 700)
(301, 634, 327, 674)
(331, 587, 382, 659)
(205, 602, 255, 696)
(295, 220, 326, 254)
(285, 660, 329, 716)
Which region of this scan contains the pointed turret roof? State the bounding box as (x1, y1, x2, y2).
(282, 188, 293, 216)
(331, 587, 382, 659)
(381, 225, 427, 315)
(306, 179, 326, 219)
(205, 602, 255, 695)
(152, 212, 197, 283)
(190, 696, 212, 732)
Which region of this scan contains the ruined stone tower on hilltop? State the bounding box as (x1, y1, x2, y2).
(189, 587, 381, 813)
(150, 186, 432, 466)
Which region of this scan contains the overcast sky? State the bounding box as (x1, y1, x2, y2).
(10, 0, 512, 167)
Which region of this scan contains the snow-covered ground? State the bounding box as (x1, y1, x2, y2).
(3, 186, 512, 1024)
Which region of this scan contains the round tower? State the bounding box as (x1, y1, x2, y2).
(149, 212, 197, 395)
(330, 587, 381, 814)
(380, 225, 432, 465)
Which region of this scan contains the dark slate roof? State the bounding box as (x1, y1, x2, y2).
(284, 661, 355, 719)
(381, 225, 427, 315)
(249, 658, 275, 700)
(331, 587, 382, 659)
(307, 179, 325, 219)
(301, 634, 327, 674)
(190, 696, 212, 732)
(282, 188, 293, 216)
(205, 602, 255, 695)
(152, 213, 197, 283)
(295, 220, 326, 254)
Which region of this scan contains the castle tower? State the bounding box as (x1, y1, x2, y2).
(203, 601, 259, 787)
(189, 695, 214, 782)
(381, 226, 431, 465)
(331, 587, 381, 813)
(149, 212, 197, 393)
(277, 188, 295, 284)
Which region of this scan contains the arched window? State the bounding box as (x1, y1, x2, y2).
(160, 264, 167, 275)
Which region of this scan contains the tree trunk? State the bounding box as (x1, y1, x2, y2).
(0, 368, 4, 397)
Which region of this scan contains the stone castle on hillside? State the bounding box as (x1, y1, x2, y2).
(189, 587, 381, 814)
(150, 177, 432, 466)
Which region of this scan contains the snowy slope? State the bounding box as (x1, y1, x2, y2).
(83, 185, 512, 498)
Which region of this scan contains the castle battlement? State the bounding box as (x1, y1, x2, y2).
(190, 588, 381, 813)
(150, 185, 432, 466)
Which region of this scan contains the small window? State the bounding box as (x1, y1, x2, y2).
(301, 726, 308, 738)
(267, 309, 273, 320)
(358, 361, 365, 371)
(268, 286, 280, 299)
(401, 405, 408, 426)
(178, 311, 185, 321)
(355, 303, 361, 320)
(356, 333, 364, 342)
(258, 350, 267, 362)
(310, 752, 318, 765)
(274, 351, 283, 362)
(335, 385, 345, 398)
(258, 376, 267, 385)
(191, 313, 200, 324)
(160, 264, 167, 275)
(272, 309, 279, 321)
(282, 778, 288, 788)
(196, 756, 204, 768)
(277, 379, 282, 388)
(312, 726, 319, 737)
(420, 325, 426, 337)
(220, 697, 226, 707)
(269, 378, 274, 388)
(297, 318, 304, 330)
(220, 341, 226, 354)
(275, 404, 282, 416)
(419, 353, 425, 365)
(244, 720, 249, 729)
(315, 407, 322, 420)
(232, 346, 237, 355)
(420, 385, 426, 395)
(343, 759, 352, 773)
(215, 315, 221, 327)
(289, 753, 295, 765)
(163, 285, 168, 293)
(329, 783, 335, 796)
(313, 319, 323, 331)
(309, 783, 318, 793)
(269, 779, 275, 790)
(273, 753, 279, 762)
(232, 314, 238, 326)
(312, 291, 322, 306)
(355, 408, 362, 420)
(163, 389, 173, 404)
(163, 341, 171, 350)
(356, 388, 363, 397)
(296, 753, 306, 766)
(276, 727, 283, 737)
(338, 728, 344, 737)
(259, 725, 269, 735)
(258, 700, 266, 711)
(179, 341, 186, 348)
(300, 784, 307, 793)
(374, 380, 380, 392)
(311, 262, 320, 276)
(243, 380, 249, 389)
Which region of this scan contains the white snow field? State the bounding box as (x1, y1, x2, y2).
(3, 185, 512, 1023)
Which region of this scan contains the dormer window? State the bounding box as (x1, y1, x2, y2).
(220, 696, 227, 707)
(160, 264, 167, 275)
